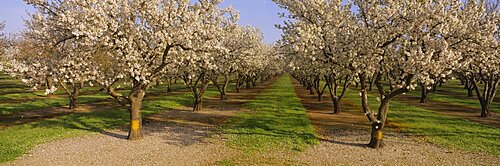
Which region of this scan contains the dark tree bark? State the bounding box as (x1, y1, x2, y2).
(212, 75, 230, 100)
(325, 75, 350, 114)
(236, 75, 243, 93)
(359, 73, 411, 149)
(419, 83, 430, 103)
(192, 80, 209, 112)
(312, 77, 328, 101)
(69, 94, 78, 109)
(184, 73, 210, 112)
(465, 80, 475, 97)
(166, 79, 173, 93)
(471, 77, 498, 117)
(60, 81, 83, 110)
(245, 78, 251, 89)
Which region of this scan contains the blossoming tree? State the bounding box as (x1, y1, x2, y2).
(274, 0, 357, 114)
(453, 0, 499, 117)
(25, 0, 237, 140)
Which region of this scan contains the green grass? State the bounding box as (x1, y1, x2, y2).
(0, 94, 111, 115)
(344, 89, 500, 154)
(0, 90, 194, 163)
(223, 75, 318, 153)
(406, 81, 499, 113)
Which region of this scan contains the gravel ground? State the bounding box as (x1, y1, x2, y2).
(6, 121, 498, 166)
(296, 128, 500, 166)
(5, 119, 238, 166)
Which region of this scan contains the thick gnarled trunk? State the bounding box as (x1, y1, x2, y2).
(359, 73, 410, 149)
(126, 81, 148, 140)
(128, 90, 145, 140)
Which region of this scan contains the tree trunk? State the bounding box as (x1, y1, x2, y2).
(369, 81, 374, 91)
(367, 122, 385, 148)
(246, 80, 251, 89)
(69, 95, 78, 109)
(64, 82, 82, 110)
(221, 77, 229, 100)
(236, 76, 242, 93)
(467, 83, 474, 97)
(332, 98, 341, 114)
(368, 101, 389, 149)
(420, 84, 429, 103)
(481, 105, 491, 117)
(467, 87, 474, 97)
(167, 85, 172, 93)
(193, 81, 209, 112)
(45, 77, 53, 97)
(193, 94, 203, 112)
(128, 90, 145, 140)
(471, 78, 498, 118)
(166, 79, 173, 93)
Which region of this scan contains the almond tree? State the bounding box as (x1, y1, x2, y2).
(7, 37, 96, 109)
(25, 0, 235, 140)
(210, 26, 262, 100)
(236, 43, 276, 90)
(275, 0, 355, 114)
(353, 0, 463, 148)
(454, 0, 499, 117)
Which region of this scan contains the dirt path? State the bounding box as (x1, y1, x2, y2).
(291, 79, 499, 165)
(5, 79, 277, 166)
(396, 95, 500, 128)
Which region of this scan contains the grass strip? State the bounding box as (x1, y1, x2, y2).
(223, 75, 318, 153)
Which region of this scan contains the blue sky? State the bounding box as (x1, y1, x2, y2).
(0, 0, 287, 44)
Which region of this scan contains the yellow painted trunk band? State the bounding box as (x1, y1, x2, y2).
(376, 130, 383, 140)
(131, 120, 140, 130)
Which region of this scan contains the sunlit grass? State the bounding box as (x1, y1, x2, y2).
(0, 90, 194, 163)
(344, 89, 500, 154)
(223, 75, 318, 153)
